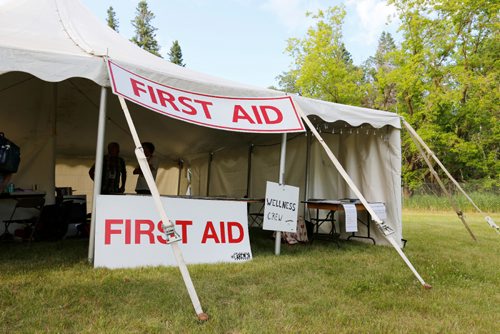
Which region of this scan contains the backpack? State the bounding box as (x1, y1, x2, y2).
(0, 132, 21, 173)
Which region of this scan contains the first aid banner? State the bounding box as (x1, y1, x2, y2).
(94, 195, 252, 268)
(107, 60, 305, 133)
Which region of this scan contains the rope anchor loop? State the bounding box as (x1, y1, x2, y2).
(163, 222, 182, 244)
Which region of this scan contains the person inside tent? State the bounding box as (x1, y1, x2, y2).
(89, 142, 127, 194)
(0, 132, 19, 193)
(0, 172, 12, 193)
(133, 142, 159, 195)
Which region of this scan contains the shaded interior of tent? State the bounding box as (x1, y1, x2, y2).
(0, 72, 402, 245)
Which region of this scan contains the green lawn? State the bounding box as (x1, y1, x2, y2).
(1, 210, 499, 333)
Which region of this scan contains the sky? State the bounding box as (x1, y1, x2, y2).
(2, 0, 401, 88)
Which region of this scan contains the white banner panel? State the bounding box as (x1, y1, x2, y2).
(343, 203, 358, 233)
(107, 60, 305, 133)
(94, 195, 252, 268)
(263, 181, 299, 232)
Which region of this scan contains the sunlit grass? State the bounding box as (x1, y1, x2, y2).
(1, 210, 499, 333)
(404, 192, 499, 212)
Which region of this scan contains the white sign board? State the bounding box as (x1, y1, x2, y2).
(94, 195, 252, 268)
(107, 60, 305, 133)
(342, 203, 358, 233)
(263, 181, 299, 232)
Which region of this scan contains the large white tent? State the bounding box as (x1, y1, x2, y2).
(0, 0, 403, 248)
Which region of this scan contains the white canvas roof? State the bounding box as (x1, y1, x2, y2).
(0, 0, 401, 130)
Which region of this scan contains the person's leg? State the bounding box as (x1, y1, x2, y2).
(0, 173, 12, 193)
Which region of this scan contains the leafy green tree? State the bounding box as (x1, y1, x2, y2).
(387, 0, 499, 191)
(106, 6, 119, 32)
(275, 70, 300, 94)
(168, 40, 185, 67)
(284, 6, 365, 105)
(131, 0, 162, 57)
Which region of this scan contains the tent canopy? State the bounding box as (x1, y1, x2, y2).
(0, 0, 401, 131)
(0, 0, 403, 246)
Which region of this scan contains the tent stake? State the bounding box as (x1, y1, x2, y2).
(118, 96, 208, 321)
(402, 119, 498, 235)
(297, 107, 431, 288)
(88, 86, 107, 263)
(406, 127, 477, 241)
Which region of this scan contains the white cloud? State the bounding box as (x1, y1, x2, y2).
(260, 0, 324, 32)
(346, 0, 398, 45)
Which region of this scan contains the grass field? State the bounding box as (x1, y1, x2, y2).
(1, 210, 499, 333)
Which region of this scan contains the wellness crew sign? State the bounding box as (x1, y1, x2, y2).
(107, 60, 304, 133)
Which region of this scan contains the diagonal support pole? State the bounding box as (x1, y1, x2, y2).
(406, 127, 477, 241)
(402, 119, 498, 235)
(297, 107, 431, 288)
(118, 96, 208, 321)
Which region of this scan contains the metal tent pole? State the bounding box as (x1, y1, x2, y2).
(246, 144, 254, 198)
(303, 131, 312, 220)
(88, 86, 107, 263)
(206, 152, 213, 196)
(275, 133, 287, 255)
(177, 159, 183, 196)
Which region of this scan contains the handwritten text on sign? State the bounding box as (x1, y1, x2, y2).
(107, 60, 305, 133)
(94, 195, 252, 268)
(263, 181, 299, 232)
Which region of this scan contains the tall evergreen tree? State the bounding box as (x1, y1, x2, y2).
(131, 0, 162, 57)
(168, 40, 185, 67)
(363, 31, 397, 110)
(106, 6, 119, 32)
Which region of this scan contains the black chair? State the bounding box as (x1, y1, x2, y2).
(1, 196, 45, 243)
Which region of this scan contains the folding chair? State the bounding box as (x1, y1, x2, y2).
(248, 200, 265, 227)
(1, 196, 45, 243)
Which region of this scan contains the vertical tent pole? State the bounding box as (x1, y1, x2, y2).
(117, 97, 207, 320)
(88, 86, 107, 263)
(48, 83, 57, 205)
(275, 133, 287, 255)
(297, 107, 431, 288)
(206, 152, 213, 196)
(402, 119, 498, 234)
(177, 159, 183, 196)
(303, 131, 312, 220)
(407, 128, 477, 241)
(246, 144, 254, 198)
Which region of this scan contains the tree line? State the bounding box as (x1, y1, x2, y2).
(276, 1, 498, 193)
(105, 0, 498, 193)
(106, 1, 185, 66)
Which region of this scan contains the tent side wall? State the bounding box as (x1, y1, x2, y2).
(0, 74, 56, 204)
(187, 124, 402, 246)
